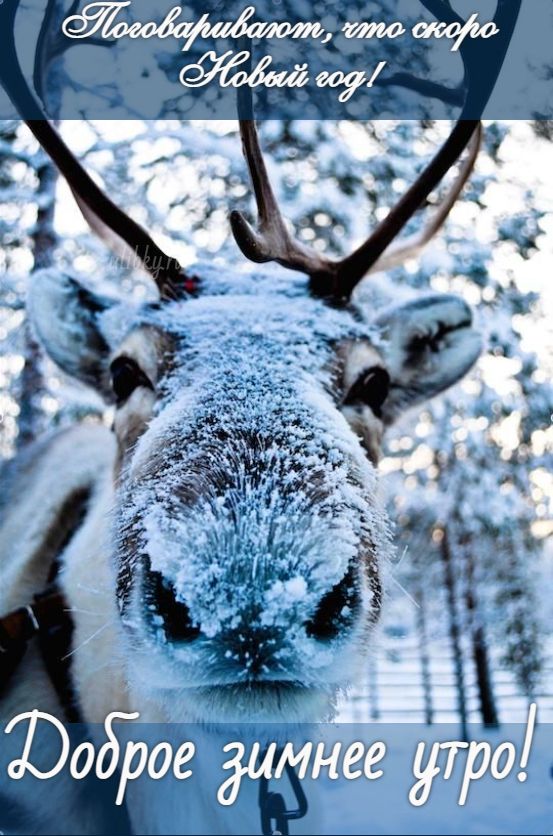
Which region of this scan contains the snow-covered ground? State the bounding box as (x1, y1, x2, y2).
(330, 572, 553, 833)
(337, 542, 553, 726)
(319, 724, 552, 835)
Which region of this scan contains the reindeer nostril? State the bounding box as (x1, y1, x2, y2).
(150, 571, 201, 643)
(305, 565, 359, 641)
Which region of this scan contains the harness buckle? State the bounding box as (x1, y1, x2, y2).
(25, 604, 41, 633)
(259, 751, 308, 836)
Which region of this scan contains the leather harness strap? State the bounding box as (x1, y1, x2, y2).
(0, 588, 82, 722)
(2, 600, 308, 834)
(0, 486, 91, 722)
(0, 591, 64, 651)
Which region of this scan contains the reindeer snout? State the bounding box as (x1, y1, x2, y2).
(305, 564, 360, 641)
(147, 561, 364, 663)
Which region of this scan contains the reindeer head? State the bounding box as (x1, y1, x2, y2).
(1, 0, 520, 722)
(31, 267, 481, 722)
(24, 118, 481, 722)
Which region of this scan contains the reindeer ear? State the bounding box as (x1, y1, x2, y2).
(371, 294, 481, 425)
(28, 269, 116, 397)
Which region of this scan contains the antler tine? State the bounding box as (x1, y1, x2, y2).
(329, 0, 521, 297)
(0, 0, 193, 302)
(367, 123, 482, 275)
(27, 121, 187, 297)
(366, 123, 482, 275)
(335, 119, 480, 296)
(230, 82, 336, 279)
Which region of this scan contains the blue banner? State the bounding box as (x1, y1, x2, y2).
(0, 0, 551, 120)
(1, 709, 551, 834)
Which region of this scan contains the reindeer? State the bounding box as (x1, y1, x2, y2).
(0, 1, 520, 833)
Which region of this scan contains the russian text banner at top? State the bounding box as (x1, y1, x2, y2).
(0, 0, 550, 120)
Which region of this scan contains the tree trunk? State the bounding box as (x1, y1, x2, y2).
(471, 624, 499, 727)
(367, 654, 380, 721)
(415, 582, 434, 725)
(440, 528, 468, 739)
(16, 149, 58, 449)
(464, 542, 499, 727)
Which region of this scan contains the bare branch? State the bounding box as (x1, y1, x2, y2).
(378, 74, 464, 108)
(419, 0, 464, 27)
(33, 0, 115, 107)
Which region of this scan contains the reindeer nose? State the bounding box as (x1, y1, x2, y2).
(150, 571, 201, 643)
(147, 565, 362, 648)
(305, 565, 360, 641)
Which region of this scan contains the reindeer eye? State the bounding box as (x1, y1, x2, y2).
(344, 366, 390, 418)
(110, 356, 153, 406)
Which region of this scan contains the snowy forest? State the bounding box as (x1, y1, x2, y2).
(1, 0, 553, 735)
(1, 116, 551, 732)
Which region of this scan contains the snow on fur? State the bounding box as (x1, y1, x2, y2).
(110, 266, 394, 689)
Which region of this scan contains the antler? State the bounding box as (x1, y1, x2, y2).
(0, 0, 195, 301)
(367, 123, 482, 274)
(231, 116, 480, 300)
(231, 0, 521, 301)
(229, 108, 336, 280)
